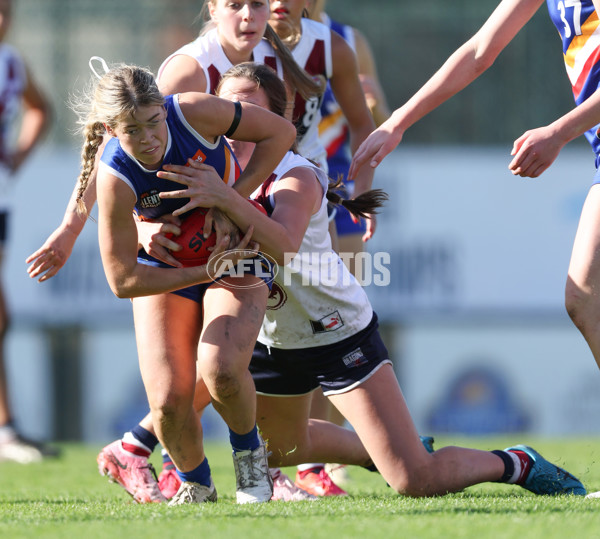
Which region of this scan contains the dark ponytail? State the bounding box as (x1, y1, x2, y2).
(326, 177, 388, 219)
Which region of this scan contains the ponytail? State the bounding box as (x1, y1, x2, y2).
(326, 177, 388, 219)
(263, 25, 323, 100)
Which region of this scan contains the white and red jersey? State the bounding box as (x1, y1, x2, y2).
(0, 44, 27, 208)
(158, 28, 283, 95)
(254, 18, 333, 168)
(251, 151, 372, 349)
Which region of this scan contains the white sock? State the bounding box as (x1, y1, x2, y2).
(297, 463, 323, 472)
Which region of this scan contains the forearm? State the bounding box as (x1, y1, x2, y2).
(16, 108, 49, 160)
(105, 260, 213, 299)
(349, 121, 376, 196)
(549, 92, 600, 145)
(216, 188, 294, 264)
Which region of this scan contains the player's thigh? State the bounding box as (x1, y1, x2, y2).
(568, 183, 600, 286)
(328, 363, 428, 475)
(132, 293, 202, 402)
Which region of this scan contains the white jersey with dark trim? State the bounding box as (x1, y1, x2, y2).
(251, 151, 373, 349)
(158, 29, 283, 95)
(253, 18, 332, 169)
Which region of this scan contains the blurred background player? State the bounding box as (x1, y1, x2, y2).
(0, 0, 55, 463)
(261, 0, 375, 206)
(310, 0, 390, 259)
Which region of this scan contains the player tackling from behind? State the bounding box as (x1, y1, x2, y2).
(97, 62, 587, 503)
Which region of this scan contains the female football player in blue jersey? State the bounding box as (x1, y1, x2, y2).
(75, 61, 295, 505)
(349, 0, 600, 498)
(25, 0, 321, 506)
(27, 0, 321, 281)
(157, 61, 586, 499)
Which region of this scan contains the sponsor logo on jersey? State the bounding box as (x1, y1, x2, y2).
(310, 311, 343, 333)
(267, 282, 287, 310)
(188, 149, 207, 164)
(139, 189, 162, 209)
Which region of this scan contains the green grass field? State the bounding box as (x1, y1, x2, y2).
(1, 437, 600, 538)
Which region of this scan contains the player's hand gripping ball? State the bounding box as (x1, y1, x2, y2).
(169, 207, 216, 267)
(170, 200, 267, 267)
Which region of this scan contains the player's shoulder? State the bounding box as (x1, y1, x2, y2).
(301, 17, 332, 40)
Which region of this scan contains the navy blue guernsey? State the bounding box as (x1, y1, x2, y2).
(100, 94, 241, 221)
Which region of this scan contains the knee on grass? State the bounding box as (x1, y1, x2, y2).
(386, 463, 443, 498)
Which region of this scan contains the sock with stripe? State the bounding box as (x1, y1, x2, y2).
(492, 449, 532, 484)
(121, 424, 159, 457)
(161, 448, 175, 470)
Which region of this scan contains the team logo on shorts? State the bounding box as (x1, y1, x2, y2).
(310, 311, 343, 334)
(342, 347, 368, 369)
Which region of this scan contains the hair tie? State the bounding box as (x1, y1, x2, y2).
(89, 56, 110, 80)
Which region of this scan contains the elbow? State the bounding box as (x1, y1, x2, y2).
(107, 277, 136, 299)
(272, 242, 300, 266)
(473, 55, 495, 75)
(110, 283, 132, 299)
(463, 36, 500, 77)
(471, 41, 501, 74)
(112, 288, 132, 300)
(285, 123, 296, 147)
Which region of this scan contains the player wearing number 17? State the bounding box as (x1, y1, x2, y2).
(348, 0, 600, 496)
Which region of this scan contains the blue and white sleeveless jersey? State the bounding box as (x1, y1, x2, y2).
(546, 0, 600, 163)
(251, 151, 373, 349)
(99, 93, 240, 230)
(318, 14, 355, 183)
(158, 28, 282, 95)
